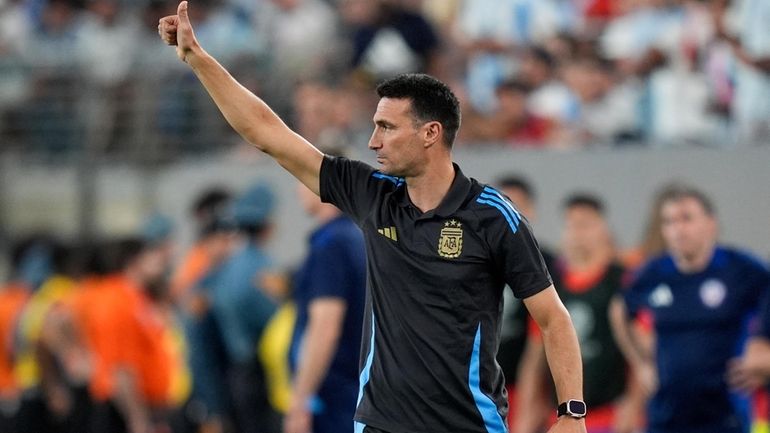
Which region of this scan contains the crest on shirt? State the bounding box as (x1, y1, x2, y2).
(438, 219, 463, 258)
(649, 283, 673, 307)
(700, 279, 727, 309)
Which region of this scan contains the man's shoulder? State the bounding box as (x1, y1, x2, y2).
(467, 181, 526, 234)
(716, 246, 768, 272)
(631, 254, 677, 286)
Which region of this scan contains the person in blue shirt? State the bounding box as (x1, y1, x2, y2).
(610, 183, 770, 433)
(284, 170, 367, 433)
(726, 260, 770, 428)
(209, 181, 280, 433)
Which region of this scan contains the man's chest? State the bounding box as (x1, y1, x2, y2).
(645, 273, 753, 328)
(361, 204, 502, 296)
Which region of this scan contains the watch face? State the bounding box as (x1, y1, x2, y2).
(568, 400, 586, 416)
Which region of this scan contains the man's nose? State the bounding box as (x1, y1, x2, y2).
(368, 135, 380, 149)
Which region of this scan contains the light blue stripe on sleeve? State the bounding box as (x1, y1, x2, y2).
(478, 193, 520, 225)
(476, 197, 519, 233)
(482, 187, 522, 221)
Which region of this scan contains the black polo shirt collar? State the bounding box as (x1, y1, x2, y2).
(394, 163, 472, 221)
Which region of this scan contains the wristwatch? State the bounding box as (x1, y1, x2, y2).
(557, 400, 587, 419)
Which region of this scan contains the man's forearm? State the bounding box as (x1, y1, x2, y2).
(609, 298, 650, 368)
(292, 319, 342, 405)
(290, 299, 347, 408)
(185, 48, 286, 153)
(541, 309, 583, 403)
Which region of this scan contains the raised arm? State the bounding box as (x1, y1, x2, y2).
(158, 1, 323, 194)
(523, 285, 586, 433)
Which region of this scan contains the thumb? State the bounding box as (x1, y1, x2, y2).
(177, 1, 189, 23)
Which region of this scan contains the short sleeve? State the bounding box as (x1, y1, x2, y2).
(623, 266, 654, 318)
(319, 156, 383, 224)
(493, 217, 552, 299)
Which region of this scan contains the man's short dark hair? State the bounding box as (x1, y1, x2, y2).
(496, 175, 535, 201)
(658, 183, 715, 216)
(376, 73, 461, 148)
(563, 193, 605, 215)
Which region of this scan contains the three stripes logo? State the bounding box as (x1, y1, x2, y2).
(377, 226, 398, 241)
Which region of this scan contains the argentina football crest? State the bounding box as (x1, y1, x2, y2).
(438, 219, 463, 258)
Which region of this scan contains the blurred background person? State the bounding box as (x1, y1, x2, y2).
(85, 238, 179, 433)
(342, 0, 440, 82)
(461, 79, 555, 147)
(711, 0, 770, 144)
(0, 237, 49, 432)
(13, 240, 90, 433)
(171, 187, 235, 433)
(516, 193, 641, 433)
(610, 183, 770, 433)
(284, 149, 366, 433)
(207, 182, 281, 433)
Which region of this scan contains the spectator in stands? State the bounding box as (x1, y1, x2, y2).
(257, 0, 339, 79)
(712, 0, 770, 144)
(610, 183, 770, 433)
(18, 0, 82, 154)
(517, 194, 642, 433)
(0, 0, 30, 120)
(252, 0, 341, 120)
(454, 0, 577, 113)
(75, 0, 141, 154)
(461, 79, 553, 146)
(520, 46, 577, 129)
(342, 0, 440, 81)
(561, 55, 641, 146)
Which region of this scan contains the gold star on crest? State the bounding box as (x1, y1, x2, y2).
(444, 219, 461, 227)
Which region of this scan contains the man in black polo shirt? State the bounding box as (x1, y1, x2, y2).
(159, 4, 586, 433)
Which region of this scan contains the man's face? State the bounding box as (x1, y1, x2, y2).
(562, 205, 611, 257)
(660, 197, 717, 261)
(368, 97, 426, 177)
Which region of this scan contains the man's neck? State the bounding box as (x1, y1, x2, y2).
(674, 244, 716, 274)
(405, 160, 456, 213)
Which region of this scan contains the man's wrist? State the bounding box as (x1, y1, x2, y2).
(557, 399, 587, 419)
(184, 44, 206, 67)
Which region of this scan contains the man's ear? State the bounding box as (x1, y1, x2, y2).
(422, 121, 443, 148)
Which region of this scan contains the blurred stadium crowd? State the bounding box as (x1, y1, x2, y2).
(0, 0, 769, 159)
